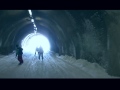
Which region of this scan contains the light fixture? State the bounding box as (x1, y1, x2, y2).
(28, 10, 37, 34)
(31, 19, 34, 22)
(28, 10, 32, 16)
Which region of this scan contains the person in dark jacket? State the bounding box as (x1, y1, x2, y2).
(16, 44, 23, 65)
(35, 46, 44, 60)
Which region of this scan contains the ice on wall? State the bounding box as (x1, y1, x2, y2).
(81, 19, 108, 68)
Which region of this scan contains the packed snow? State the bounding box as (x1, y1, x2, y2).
(0, 52, 118, 78)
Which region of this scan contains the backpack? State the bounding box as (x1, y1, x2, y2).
(18, 47, 23, 55)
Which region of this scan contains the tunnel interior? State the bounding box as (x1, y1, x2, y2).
(0, 10, 120, 77)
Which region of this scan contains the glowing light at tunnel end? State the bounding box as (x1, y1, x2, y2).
(21, 33, 50, 54)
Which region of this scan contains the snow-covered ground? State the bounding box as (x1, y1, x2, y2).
(0, 52, 118, 78)
(56, 54, 118, 78)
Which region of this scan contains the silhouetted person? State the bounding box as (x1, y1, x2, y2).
(35, 46, 44, 60)
(16, 44, 23, 65)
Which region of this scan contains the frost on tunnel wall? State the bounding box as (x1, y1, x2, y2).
(82, 19, 108, 68)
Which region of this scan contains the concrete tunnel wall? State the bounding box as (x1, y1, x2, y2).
(0, 10, 120, 76)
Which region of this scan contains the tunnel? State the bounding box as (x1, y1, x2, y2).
(0, 10, 120, 77)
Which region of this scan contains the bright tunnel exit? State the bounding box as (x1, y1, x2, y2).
(21, 33, 50, 54)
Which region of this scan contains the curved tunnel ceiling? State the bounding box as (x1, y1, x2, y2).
(0, 10, 75, 46)
(0, 10, 78, 55)
(0, 10, 109, 52)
